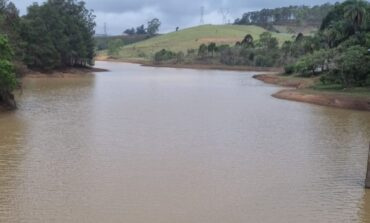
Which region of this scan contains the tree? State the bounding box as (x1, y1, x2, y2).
(124, 28, 135, 35)
(207, 42, 217, 57)
(294, 49, 331, 76)
(0, 35, 16, 109)
(198, 44, 208, 58)
(241, 34, 254, 48)
(20, 0, 96, 70)
(344, 0, 367, 32)
(154, 49, 176, 62)
(333, 45, 370, 87)
(147, 18, 161, 36)
(234, 4, 334, 27)
(107, 39, 124, 57)
(136, 25, 146, 35)
(258, 32, 278, 49)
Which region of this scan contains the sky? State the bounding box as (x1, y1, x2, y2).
(12, 0, 342, 35)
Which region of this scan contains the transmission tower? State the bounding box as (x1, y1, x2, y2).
(218, 8, 230, 24)
(200, 6, 205, 25)
(104, 23, 108, 37)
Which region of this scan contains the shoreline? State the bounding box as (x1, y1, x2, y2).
(254, 74, 370, 111)
(95, 57, 283, 72)
(10, 59, 370, 112)
(98, 58, 370, 111)
(22, 66, 108, 79)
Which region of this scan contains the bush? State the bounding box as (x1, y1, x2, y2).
(154, 49, 176, 62)
(0, 60, 16, 92)
(254, 55, 274, 67)
(107, 39, 124, 56)
(333, 45, 370, 87)
(198, 44, 208, 59)
(0, 36, 17, 93)
(176, 52, 185, 63)
(284, 64, 295, 75)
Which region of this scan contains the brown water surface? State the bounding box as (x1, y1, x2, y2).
(0, 61, 369, 223)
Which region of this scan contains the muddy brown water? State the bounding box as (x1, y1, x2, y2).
(0, 61, 370, 223)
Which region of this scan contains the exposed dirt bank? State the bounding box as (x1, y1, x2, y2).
(23, 66, 108, 79)
(254, 74, 370, 111)
(253, 74, 316, 88)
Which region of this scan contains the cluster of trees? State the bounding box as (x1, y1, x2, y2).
(153, 0, 370, 88)
(285, 0, 370, 87)
(124, 18, 161, 36)
(153, 32, 281, 67)
(235, 3, 334, 28)
(0, 0, 96, 70)
(218, 32, 281, 67)
(0, 35, 16, 108)
(21, 0, 96, 70)
(0, 0, 96, 108)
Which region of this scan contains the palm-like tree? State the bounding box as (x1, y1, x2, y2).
(344, 0, 367, 32)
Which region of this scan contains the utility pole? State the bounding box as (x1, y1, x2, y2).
(366, 143, 370, 188)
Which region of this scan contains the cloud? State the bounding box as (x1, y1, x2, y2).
(11, 0, 342, 35)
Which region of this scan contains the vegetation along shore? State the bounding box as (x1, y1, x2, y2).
(1, 0, 370, 112)
(98, 0, 370, 111)
(254, 74, 370, 111)
(0, 0, 96, 110)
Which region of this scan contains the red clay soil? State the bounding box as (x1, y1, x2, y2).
(253, 74, 313, 88)
(254, 74, 370, 111)
(273, 89, 370, 111)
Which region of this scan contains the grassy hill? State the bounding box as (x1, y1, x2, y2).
(104, 25, 293, 60)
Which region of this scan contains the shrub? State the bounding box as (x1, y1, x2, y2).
(284, 64, 295, 75)
(198, 44, 208, 58)
(154, 49, 176, 62)
(254, 55, 274, 67)
(176, 52, 185, 63)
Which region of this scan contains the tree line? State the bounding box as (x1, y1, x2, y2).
(153, 0, 370, 88)
(123, 18, 161, 36)
(0, 0, 96, 109)
(234, 3, 335, 29)
(286, 0, 370, 87)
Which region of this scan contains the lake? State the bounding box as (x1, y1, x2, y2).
(0, 61, 369, 223)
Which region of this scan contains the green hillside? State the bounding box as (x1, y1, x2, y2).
(109, 25, 293, 59)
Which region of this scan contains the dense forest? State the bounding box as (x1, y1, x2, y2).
(0, 0, 96, 109)
(153, 0, 370, 89)
(234, 3, 335, 29)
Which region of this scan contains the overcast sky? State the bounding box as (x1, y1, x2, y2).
(12, 0, 342, 35)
